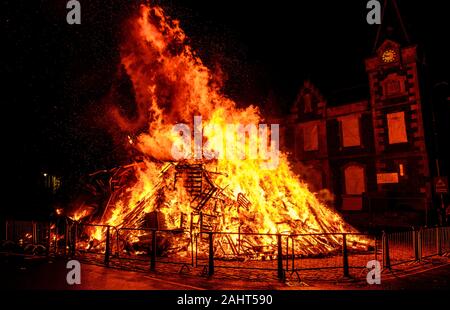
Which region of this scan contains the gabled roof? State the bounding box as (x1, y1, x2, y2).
(291, 80, 326, 114)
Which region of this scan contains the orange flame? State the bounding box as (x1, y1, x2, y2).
(75, 4, 366, 255)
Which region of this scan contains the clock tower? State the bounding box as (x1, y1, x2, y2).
(365, 0, 431, 223)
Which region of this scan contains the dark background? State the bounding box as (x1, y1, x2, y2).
(3, 0, 449, 216)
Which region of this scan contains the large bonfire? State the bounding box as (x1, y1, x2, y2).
(69, 4, 366, 257)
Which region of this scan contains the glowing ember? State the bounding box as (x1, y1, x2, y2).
(69, 4, 367, 256)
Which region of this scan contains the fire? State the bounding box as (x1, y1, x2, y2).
(71, 4, 367, 256)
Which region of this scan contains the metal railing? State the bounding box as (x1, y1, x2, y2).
(72, 223, 119, 266)
(286, 233, 377, 280)
(115, 227, 194, 272)
(441, 227, 450, 253)
(2, 220, 51, 255)
(381, 226, 450, 269)
(384, 229, 416, 266)
(2, 219, 450, 281)
(420, 227, 438, 258)
(195, 231, 287, 279)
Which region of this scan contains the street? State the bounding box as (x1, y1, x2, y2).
(1, 256, 449, 290)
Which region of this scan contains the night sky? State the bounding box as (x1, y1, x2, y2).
(3, 0, 449, 215)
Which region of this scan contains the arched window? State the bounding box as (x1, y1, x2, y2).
(303, 93, 313, 113)
(344, 164, 366, 195)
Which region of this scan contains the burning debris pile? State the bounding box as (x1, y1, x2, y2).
(68, 4, 368, 258)
(71, 160, 365, 258)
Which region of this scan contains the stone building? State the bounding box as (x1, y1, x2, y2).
(276, 3, 439, 229)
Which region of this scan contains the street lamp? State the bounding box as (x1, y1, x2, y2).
(431, 81, 449, 225)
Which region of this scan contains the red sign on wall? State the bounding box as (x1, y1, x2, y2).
(377, 173, 399, 184)
(434, 177, 448, 194)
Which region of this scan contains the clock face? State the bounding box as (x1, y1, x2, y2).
(381, 49, 398, 63)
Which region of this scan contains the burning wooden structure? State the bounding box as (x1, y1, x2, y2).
(69, 159, 368, 258)
(67, 4, 369, 259)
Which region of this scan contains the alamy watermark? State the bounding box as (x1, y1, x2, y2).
(171, 116, 280, 170)
(366, 0, 381, 25)
(66, 259, 81, 285)
(366, 260, 381, 284)
(66, 0, 81, 25)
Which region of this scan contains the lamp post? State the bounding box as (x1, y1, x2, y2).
(431, 82, 448, 225)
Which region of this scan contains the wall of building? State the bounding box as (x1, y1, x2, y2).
(277, 40, 432, 229)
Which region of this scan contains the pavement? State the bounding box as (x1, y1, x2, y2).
(1, 254, 450, 290)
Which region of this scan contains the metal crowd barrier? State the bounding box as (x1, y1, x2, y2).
(441, 226, 450, 253)
(2, 220, 51, 255)
(384, 229, 416, 266)
(2, 219, 450, 281)
(287, 232, 377, 280)
(115, 227, 194, 272)
(72, 223, 119, 266)
(195, 231, 287, 280)
(382, 226, 450, 269)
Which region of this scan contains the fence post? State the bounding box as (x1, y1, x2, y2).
(238, 225, 241, 255)
(195, 233, 198, 268)
(291, 236, 295, 271)
(150, 230, 156, 272)
(64, 220, 69, 256)
(382, 231, 391, 270)
(72, 223, 77, 257)
(285, 235, 289, 272)
(47, 221, 52, 256)
(12, 220, 16, 243)
(413, 227, 420, 261)
(190, 233, 194, 267)
(277, 234, 284, 280)
(436, 227, 442, 256)
(5, 220, 8, 241)
(208, 232, 214, 276)
(54, 220, 58, 253)
(104, 226, 110, 267)
(32, 221, 37, 244)
(418, 228, 422, 261)
(342, 234, 350, 277)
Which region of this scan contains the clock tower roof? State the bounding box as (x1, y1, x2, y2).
(373, 0, 411, 52)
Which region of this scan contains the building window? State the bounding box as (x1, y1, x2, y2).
(382, 74, 406, 97)
(386, 80, 401, 95)
(303, 93, 313, 113)
(387, 111, 408, 144)
(42, 173, 62, 194)
(303, 123, 319, 151)
(344, 164, 366, 195)
(340, 115, 361, 147)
